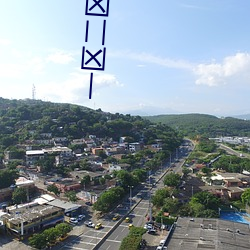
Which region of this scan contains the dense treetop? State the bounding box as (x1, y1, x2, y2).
(144, 113, 250, 137)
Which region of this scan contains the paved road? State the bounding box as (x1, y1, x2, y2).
(219, 144, 245, 157)
(57, 141, 194, 250)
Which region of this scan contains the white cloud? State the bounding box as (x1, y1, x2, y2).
(38, 71, 123, 103)
(47, 50, 75, 64)
(0, 63, 27, 78)
(193, 53, 250, 86)
(0, 38, 11, 46)
(109, 50, 193, 70)
(0, 56, 45, 78)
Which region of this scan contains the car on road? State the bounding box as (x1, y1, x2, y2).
(78, 214, 86, 221)
(95, 223, 102, 230)
(84, 221, 95, 228)
(112, 214, 120, 221)
(69, 217, 78, 224)
(124, 217, 130, 223)
(159, 240, 165, 246)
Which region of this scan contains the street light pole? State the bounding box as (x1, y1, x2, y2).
(129, 186, 133, 210)
(148, 176, 152, 222)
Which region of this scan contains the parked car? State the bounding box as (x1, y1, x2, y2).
(144, 223, 153, 230)
(128, 224, 134, 229)
(95, 223, 102, 230)
(59, 234, 68, 242)
(147, 228, 156, 234)
(84, 221, 95, 228)
(69, 217, 78, 224)
(78, 214, 86, 221)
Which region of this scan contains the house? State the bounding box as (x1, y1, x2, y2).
(224, 178, 242, 188)
(108, 163, 130, 173)
(52, 137, 68, 146)
(70, 170, 103, 182)
(26, 150, 44, 166)
(128, 142, 143, 152)
(227, 187, 244, 199)
(92, 147, 104, 155)
(52, 179, 81, 193)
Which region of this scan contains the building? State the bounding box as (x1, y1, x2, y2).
(128, 142, 143, 152)
(108, 163, 130, 173)
(50, 179, 81, 193)
(166, 217, 250, 250)
(26, 150, 44, 166)
(47, 199, 82, 217)
(1, 203, 64, 238)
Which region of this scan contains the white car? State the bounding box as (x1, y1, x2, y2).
(69, 217, 78, 224)
(78, 214, 86, 221)
(144, 223, 153, 230)
(85, 221, 95, 228)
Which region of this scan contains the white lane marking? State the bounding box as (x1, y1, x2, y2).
(106, 239, 122, 243)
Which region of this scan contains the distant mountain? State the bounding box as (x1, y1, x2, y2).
(119, 105, 179, 116)
(144, 113, 250, 137)
(232, 114, 250, 120)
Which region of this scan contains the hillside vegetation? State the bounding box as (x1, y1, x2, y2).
(0, 97, 182, 157)
(144, 113, 250, 137)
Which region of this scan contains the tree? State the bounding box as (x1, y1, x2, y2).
(163, 173, 181, 187)
(47, 185, 60, 196)
(99, 177, 106, 185)
(81, 175, 91, 188)
(55, 223, 72, 237)
(43, 227, 60, 245)
(79, 159, 91, 170)
(241, 188, 250, 205)
(152, 188, 170, 207)
(162, 197, 179, 214)
(0, 169, 18, 189)
(29, 233, 47, 249)
(65, 191, 78, 202)
(37, 155, 55, 173)
(93, 186, 125, 213)
(116, 170, 138, 188)
(182, 166, 192, 177)
(132, 169, 147, 182)
(12, 187, 27, 204)
(191, 191, 220, 211)
(201, 167, 212, 176)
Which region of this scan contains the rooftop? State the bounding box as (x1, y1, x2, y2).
(167, 217, 250, 250)
(47, 199, 81, 212)
(2, 204, 62, 225)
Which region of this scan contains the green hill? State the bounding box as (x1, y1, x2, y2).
(0, 97, 182, 154)
(144, 113, 250, 137)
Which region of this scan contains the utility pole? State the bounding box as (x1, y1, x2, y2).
(129, 186, 133, 210)
(148, 175, 152, 222)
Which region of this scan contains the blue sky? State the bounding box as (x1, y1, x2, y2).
(1, 0, 250, 116)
